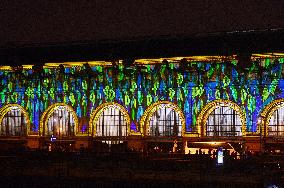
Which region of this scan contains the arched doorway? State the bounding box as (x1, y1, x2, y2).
(197, 100, 246, 137)
(40, 103, 78, 151)
(140, 101, 185, 153)
(0, 104, 30, 136)
(89, 102, 130, 150)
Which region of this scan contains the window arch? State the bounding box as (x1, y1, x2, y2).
(40, 103, 78, 137)
(197, 100, 246, 137)
(0, 104, 30, 136)
(268, 106, 284, 136)
(259, 99, 284, 137)
(89, 102, 131, 138)
(140, 101, 186, 137)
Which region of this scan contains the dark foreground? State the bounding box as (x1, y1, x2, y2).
(0, 151, 283, 188)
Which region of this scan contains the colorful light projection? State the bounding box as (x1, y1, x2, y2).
(0, 57, 284, 136)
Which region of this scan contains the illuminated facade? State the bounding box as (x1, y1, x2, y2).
(1, 54, 284, 152)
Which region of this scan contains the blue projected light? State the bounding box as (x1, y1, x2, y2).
(0, 58, 284, 135)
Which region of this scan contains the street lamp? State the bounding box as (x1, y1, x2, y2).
(258, 116, 264, 153)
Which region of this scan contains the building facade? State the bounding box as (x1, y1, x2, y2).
(1, 54, 284, 153)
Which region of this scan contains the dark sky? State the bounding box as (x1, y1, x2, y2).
(0, 0, 284, 47)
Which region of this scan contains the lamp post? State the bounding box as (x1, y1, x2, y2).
(258, 116, 264, 153)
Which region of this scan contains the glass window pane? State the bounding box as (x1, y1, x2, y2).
(268, 106, 284, 137)
(46, 106, 75, 137)
(148, 104, 182, 137)
(1, 107, 26, 136)
(95, 105, 127, 137)
(206, 105, 242, 137)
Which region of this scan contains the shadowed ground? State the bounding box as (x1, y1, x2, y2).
(0, 151, 283, 188)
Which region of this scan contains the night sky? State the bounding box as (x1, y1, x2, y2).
(0, 0, 283, 48)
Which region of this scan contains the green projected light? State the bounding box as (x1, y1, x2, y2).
(0, 55, 284, 135)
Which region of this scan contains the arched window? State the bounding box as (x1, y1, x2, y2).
(45, 106, 75, 137)
(1, 106, 27, 136)
(148, 104, 182, 137)
(206, 105, 242, 137)
(268, 106, 284, 137)
(95, 105, 128, 137)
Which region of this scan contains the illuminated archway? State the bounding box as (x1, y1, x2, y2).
(140, 101, 186, 137)
(196, 100, 246, 137)
(259, 99, 284, 137)
(40, 103, 79, 137)
(0, 104, 31, 136)
(89, 102, 131, 137)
